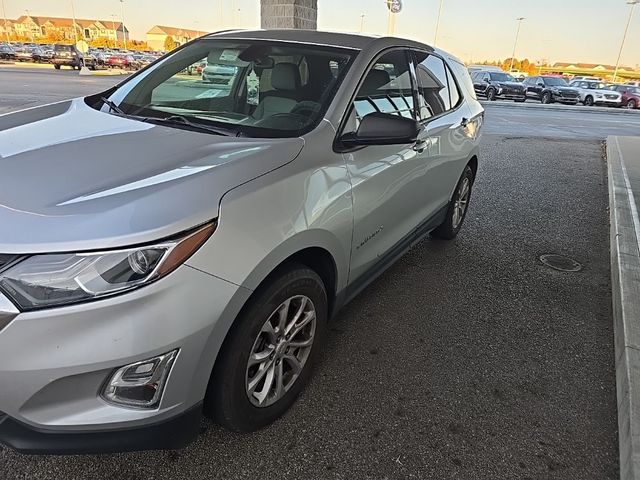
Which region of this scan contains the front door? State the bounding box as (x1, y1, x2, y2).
(342, 49, 434, 284)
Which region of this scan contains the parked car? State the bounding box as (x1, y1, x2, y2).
(0, 30, 483, 454)
(14, 47, 35, 62)
(0, 44, 15, 60)
(568, 80, 622, 107)
(202, 62, 238, 85)
(467, 64, 502, 73)
(51, 44, 96, 70)
(626, 81, 640, 87)
(107, 54, 140, 70)
(523, 75, 581, 104)
(471, 70, 526, 101)
(571, 76, 601, 83)
(606, 84, 640, 109)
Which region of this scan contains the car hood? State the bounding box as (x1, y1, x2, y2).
(0, 98, 304, 253)
(499, 81, 525, 89)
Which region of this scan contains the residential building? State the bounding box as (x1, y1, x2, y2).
(146, 25, 202, 51)
(6, 15, 128, 42)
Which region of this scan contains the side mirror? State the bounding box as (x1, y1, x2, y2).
(537, 82, 544, 87)
(340, 112, 420, 147)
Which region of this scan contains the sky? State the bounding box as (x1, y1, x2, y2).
(4, 0, 640, 67)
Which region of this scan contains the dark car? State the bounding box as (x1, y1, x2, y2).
(607, 84, 640, 109)
(51, 44, 96, 70)
(0, 44, 16, 60)
(523, 75, 580, 104)
(471, 70, 526, 102)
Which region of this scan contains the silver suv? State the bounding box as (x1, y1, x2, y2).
(0, 30, 483, 454)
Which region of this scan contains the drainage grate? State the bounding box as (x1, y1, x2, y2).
(540, 254, 583, 272)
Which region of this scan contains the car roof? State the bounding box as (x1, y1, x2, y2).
(205, 29, 432, 52)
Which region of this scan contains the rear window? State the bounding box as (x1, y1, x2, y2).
(54, 45, 74, 52)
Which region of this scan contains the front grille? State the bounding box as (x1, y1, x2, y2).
(561, 93, 579, 98)
(605, 94, 618, 100)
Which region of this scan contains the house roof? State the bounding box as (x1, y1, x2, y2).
(14, 16, 127, 32)
(553, 61, 635, 71)
(147, 25, 202, 37)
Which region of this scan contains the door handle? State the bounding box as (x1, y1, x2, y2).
(413, 138, 431, 153)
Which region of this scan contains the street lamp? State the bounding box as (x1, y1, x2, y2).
(434, 0, 444, 46)
(110, 14, 117, 48)
(613, 0, 639, 83)
(359, 13, 365, 33)
(119, 0, 127, 50)
(1, 0, 10, 44)
(508, 17, 525, 73)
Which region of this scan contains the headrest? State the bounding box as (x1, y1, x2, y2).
(272, 62, 301, 91)
(359, 69, 391, 97)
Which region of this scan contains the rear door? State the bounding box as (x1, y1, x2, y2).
(412, 51, 474, 214)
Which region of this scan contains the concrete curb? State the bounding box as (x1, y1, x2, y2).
(607, 136, 640, 480)
(483, 100, 640, 116)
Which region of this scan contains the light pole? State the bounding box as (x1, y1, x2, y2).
(110, 14, 117, 48)
(1, 0, 10, 43)
(508, 17, 525, 73)
(434, 0, 444, 46)
(359, 13, 365, 33)
(70, 0, 78, 44)
(119, 0, 127, 50)
(613, 0, 639, 82)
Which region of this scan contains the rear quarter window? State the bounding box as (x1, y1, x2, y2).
(447, 58, 476, 100)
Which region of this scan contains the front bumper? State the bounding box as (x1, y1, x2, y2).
(0, 265, 249, 453)
(0, 404, 201, 454)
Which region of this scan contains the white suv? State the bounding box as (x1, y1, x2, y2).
(568, 80, 622, 107)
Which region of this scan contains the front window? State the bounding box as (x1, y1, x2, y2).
(106, 39, 357, 138)
(542, 77, 568, 87)
(489, 72, 515, 82)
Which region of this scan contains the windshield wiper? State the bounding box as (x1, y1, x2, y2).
(145, 114, 236, 137)
(101, 97, 126, 115)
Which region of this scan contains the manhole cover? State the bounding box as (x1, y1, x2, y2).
(540, 254, 583, 272)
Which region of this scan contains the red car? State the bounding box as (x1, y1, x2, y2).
(608, 84, 640, 109)
(107, 54, 139, 70)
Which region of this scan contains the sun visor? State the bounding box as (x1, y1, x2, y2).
(207, 48, 250, 67)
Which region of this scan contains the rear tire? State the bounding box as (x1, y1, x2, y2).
(627, 99, 637, 109)
(432, 166, 474, 240)
(53, 64, 60, 70)
(204, 264, 327, 432)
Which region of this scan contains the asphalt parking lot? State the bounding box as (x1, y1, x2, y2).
(0, 67, 621, 479)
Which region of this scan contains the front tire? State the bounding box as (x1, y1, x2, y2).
(432, 166, 474, 240)
(541, 92, 552, 104)
(486, 88, 497, 101)
(53, 64, 60, 70)
(627, 99, 637, 109)
(584, 96, 594, 106)
(205, 264, 327, 432)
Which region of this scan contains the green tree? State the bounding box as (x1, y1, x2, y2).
(164, 36, 177, 51)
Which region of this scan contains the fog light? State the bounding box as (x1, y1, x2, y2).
(101, 350, 178, 409)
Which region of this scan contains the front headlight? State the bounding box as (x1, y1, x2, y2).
(0, 223, 215, 311)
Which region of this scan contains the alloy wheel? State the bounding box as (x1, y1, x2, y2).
(627, 100, 637, 109)
(246, 295, 317, 407)
(452, 177, 471, 229)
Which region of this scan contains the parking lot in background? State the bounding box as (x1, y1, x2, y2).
(0, 66, 621, 479)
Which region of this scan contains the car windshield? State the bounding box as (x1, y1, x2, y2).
(489, 72, 515, 82)
(543, 77, 568, 86)
(108, 39, 357, 138)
